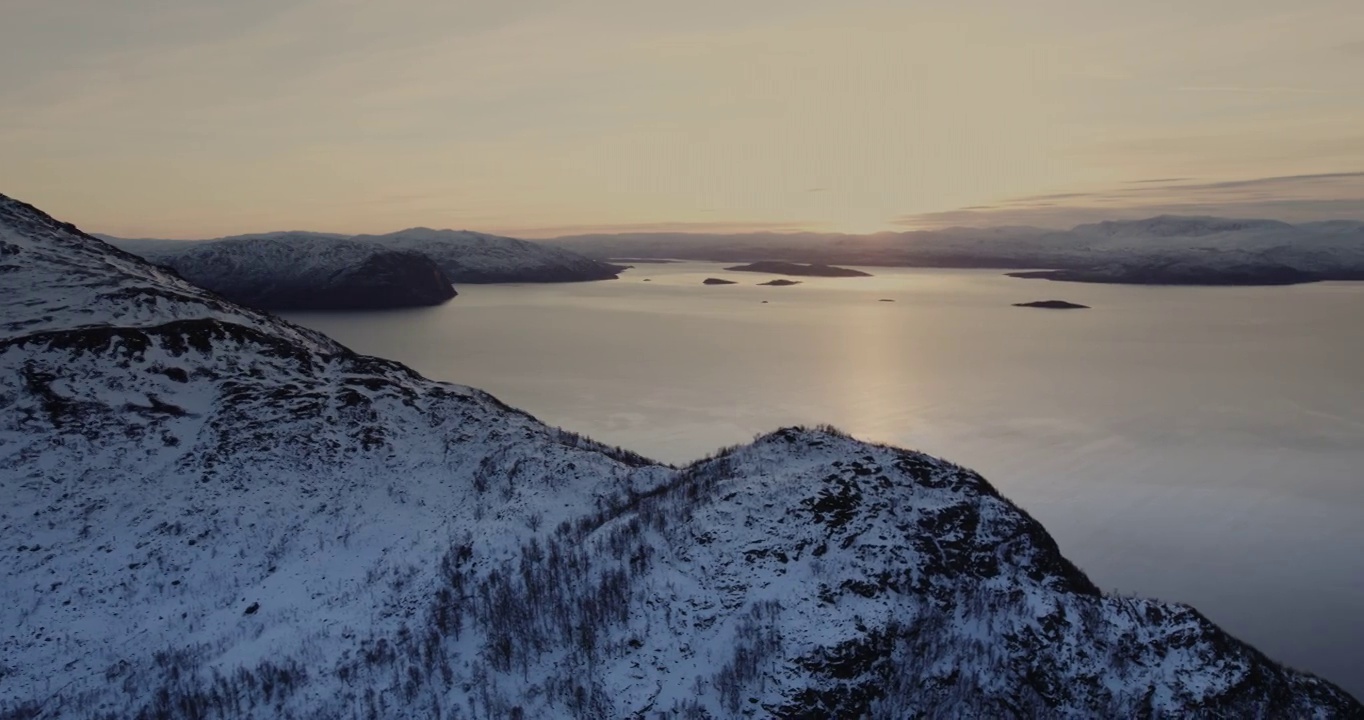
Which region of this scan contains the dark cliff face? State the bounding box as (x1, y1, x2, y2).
(341, 250, 458, 308)
(441, 262, 622, 283)
(209, 249, 458, 311)
(158, 240, 458, 311)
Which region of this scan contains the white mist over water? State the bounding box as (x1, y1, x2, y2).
(285, 263, 1364, 697)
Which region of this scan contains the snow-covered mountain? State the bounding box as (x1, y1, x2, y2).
(108, 226, 625, 304)
(2, 191, 1359, 718)
(353, 227, 625, 283)
(1072, 215, 1298, 239)
(108, 233, 457, 310)
(547, 215, 1364, 284)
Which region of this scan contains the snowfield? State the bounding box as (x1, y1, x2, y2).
(2, 193, 1359, 718)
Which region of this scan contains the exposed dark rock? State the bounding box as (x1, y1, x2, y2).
(702, 278, 737, 285)
(726, 261, 871, 277)
(1012, 300, 1090, 309)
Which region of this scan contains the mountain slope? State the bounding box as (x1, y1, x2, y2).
(1, 192, 1358, 718)
(0, 194, 664, 717)
(354, 227, 625, 283)
(111, 233, 457, 310)
(0, 200, 337, 350)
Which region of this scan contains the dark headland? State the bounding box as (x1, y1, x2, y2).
(1006, 264, 1331, 286)
(609, 257, 679, 264)
(726, 261, 871, 277)
(1013, 300, 1090, 309)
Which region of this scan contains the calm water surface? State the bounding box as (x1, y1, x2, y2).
(286, 263, 1364, 696)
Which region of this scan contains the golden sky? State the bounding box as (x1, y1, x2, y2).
(2, 0, 1362, 237)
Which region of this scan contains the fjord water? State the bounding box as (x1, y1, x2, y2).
(284, 262, 1364, 697)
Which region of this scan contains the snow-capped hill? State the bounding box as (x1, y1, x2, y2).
(356, 227, 625, 283)
(433, 427, 1353, 718)
(1302, 220, 1364, 234)
(124, 233, 458, 310)
(1, 193, 1358, 717)
(1034, 215, 1364, 282)
(0, 194, 666, 717)
(1074, 215, 1298, 239)
(0, 194, 337, 351)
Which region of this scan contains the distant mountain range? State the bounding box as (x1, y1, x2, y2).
(546, 216, 1364, 285)
(104, 228, 624, 310)
(4, 192, 1360, 716)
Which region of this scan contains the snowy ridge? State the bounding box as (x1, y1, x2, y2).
(1, 193, 1359, 718)
(354, 227, 624, 283)
(0, 195, 338, 352)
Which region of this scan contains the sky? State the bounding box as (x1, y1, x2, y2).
(1, 0, 1362, 238)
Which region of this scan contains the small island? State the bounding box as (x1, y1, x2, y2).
(702, 278, 737, 285)
(725, 261, 871, 278)
(759, 279, 802, 287)
(609, 258, 679, 264)
(878, 298, 895, 302)
(1013, 300, 1090, 310)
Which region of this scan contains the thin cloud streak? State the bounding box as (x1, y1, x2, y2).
(896, 172, 1364, 229)
(902, 200, 1364, 230)
(1177, 85, 1332, 95)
